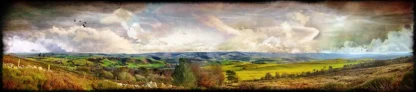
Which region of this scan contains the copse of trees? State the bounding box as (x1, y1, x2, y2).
(117, 72, 136, 83)
(275, 72, 280, 79)
(264, 72, 273, 80)
(193, 63, 225, 88)
(172, 58, 225, 88)
(99, 70, 114, 79)
(172, 58, 197, 88)
(226, 70, 239, 83)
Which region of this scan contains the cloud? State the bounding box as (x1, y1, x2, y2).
(194, 15, 242, 36)
(191, 10, 321, 53)
(323, 28, 413, 53)
(135, 27, 225, 53)
(5, 26, 137, 53)
(292, 10, 310, 26)
(101, 8, 146, 40)
(4, 2, 412, 53)
(4, 36, 50, 53)
(49, 26, 137, 53)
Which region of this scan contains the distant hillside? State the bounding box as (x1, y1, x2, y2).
(11, 52, 412, 63)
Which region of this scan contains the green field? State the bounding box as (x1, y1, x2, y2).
(126, 63, 165, 68)
(221, 59, 370, 80)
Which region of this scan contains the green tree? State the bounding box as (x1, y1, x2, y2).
(172, 58, 197, 88)
(100, 70, 114, 79)
(226, 70, 238, 83)
(328, 66, 333, 72)
(137, 67, 149, 76)
(126, 58, 135, 63)
(135, 74, 146, 82)
(118, 72, 135, 82)
(275, 72, 280, 79)
(281, 73, 288, 78)
(264, 72, 273, 80)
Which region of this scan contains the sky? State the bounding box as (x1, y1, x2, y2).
(2, 1, 414, 54)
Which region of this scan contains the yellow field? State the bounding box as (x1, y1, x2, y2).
(222, 59, 368, 80)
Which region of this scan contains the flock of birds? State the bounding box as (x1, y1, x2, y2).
(74, 19, 87, 27)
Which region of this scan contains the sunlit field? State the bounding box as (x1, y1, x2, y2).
(221, 59, 370, 80)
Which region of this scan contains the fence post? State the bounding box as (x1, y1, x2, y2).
(48, 64, 50, 71)
(18, 59, 20, 67)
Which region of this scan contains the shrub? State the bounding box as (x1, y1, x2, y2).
(275, 72, 280, 79)
(191, 64, 225, 88)
(147, 73, 164, 82)
(226, 70, 238, 83)
(198, 72, 216, 88)
(73, 59, 93, 66)
(398, 71, 414, 91)
(117, 72, 135, 83)
(211, 64, 225, 86)
(238, 83, 256, 89)
(137, 67, 149, 76)
(359, 77, 395, 91)
(135, 74, 146, 82)
(92, 80, 121, 90)
(322, 82, 346, 90)
(77, 66, 91, 73)
(264, 72, 273, 80)
(100, 70, 114, 79)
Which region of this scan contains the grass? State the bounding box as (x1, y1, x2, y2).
(356, 77, 395, 91)
(3, 55, 125, 90)
(100, 59, 116, 67)
(221, 59, 368, 80)
(322, 82, 346, 90)
(126, 63, 165, 68)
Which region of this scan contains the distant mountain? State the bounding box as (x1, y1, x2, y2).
(138, 52, 412, 61)
(11, 52, 412, 63)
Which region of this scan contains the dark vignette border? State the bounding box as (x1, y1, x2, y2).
(0, 0, 414, 92)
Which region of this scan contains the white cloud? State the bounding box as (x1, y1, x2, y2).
(101, 8, 144, 40)
(4, 36, 50, 53)
(5, 26, 137, 53)
(323, 28, 413, 53)
(135, 27, 225, 53)
(194, 15, 242, 36)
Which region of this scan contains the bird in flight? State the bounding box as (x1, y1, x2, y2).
(82, 21, 87, 27)
(74, 19, 87, 27)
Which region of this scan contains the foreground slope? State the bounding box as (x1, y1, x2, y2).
(223, 61, 413, 91)
(2, 55, 122, 90)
